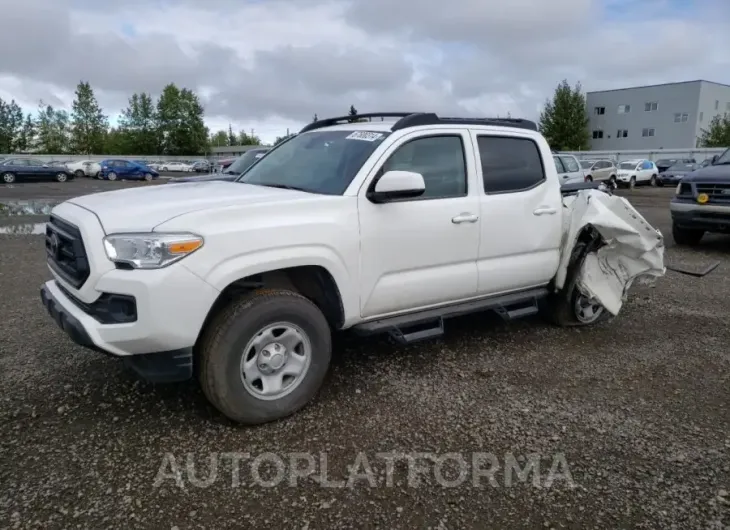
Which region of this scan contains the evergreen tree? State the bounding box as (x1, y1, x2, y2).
(312, 113, 318, 122)
(118, 92, 157, 154)
(699, 113, 730, 147)
(347, 105, 358, 123)
(36, 102, 70, 153)
(538, 80, 591, 151)
(0, 98, 23, 153)
(155, 84, 208, 155)
(210, 130, 228, 147)
(70, 81, 107, 154)
(15, 114, 36, 153)
(228, 124, 237, 146)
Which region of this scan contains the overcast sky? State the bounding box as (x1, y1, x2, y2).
(0, 0, 727, 143)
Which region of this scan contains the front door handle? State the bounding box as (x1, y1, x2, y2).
(533, 207, 557, 216)
(452, 213, 479, 224)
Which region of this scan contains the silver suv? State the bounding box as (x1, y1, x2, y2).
(579, 159, 617, 183)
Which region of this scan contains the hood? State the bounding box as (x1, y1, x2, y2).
(680, 163, 730, 183)
(168, 173, 238, 183)
(66, 181, 314, 233)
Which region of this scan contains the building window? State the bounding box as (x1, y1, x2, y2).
(715, 100, 719, 110)
(644, 102, 658, 112)
(642, 128, 655, 137)
(700, 112, 704, 122)
(616, 129, 628, 138)
(594, 107, 605, 115)
(592, 130, 604, 139)
(618, 105, 631, 114)
(674, 113, 689, 123)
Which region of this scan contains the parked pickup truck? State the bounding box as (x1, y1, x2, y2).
(671, 147, 730, 245)
(39, 112, 665, 424)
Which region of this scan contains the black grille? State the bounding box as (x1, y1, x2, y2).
(695, 182, 730, 203)
(45, 215, 90, 288)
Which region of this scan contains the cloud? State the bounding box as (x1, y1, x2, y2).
(0, 0, 727, 143)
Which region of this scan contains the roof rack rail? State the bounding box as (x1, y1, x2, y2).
(299, 112, 539, 134)
(299, 113, 419, 133)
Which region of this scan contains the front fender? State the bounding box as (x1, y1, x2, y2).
(198, 245, 359, 326)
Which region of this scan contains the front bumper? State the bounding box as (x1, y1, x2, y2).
(670, 200, 730, 232)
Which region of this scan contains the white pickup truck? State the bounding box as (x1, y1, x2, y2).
(39, 112, 665, 424)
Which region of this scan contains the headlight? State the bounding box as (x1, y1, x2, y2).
(103, 233, 203, 269)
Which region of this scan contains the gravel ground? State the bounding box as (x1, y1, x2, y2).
(0, 182, 728, 529)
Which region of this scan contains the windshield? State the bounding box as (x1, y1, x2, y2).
(224, 150, 269, 174)
(715, 148, 730, 165)
(667, 163, 696, 172)
(656, 159, 675, 166)
(619, 162, 637, 169)
(238, 130, 390, 194)
(579, 160, 593, 169)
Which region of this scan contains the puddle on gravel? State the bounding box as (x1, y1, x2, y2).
(0, 199, 60, 217)
(0, 222, 47, 235)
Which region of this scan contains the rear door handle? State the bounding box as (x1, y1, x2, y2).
(452, 213, 479, 224)
(533, 207, 557, 216)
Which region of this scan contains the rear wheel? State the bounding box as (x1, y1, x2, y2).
(144, 173, 153, 181)
(629, 176, 636, 189)
(55, 172, 68, 182)
(650, 174, 657, 186)
(74, 170, 84, 179)
(198, 289, 332, 425)
(2, 172, 16, 184)
(672, 223, 704, 246)
(542, 241, 609, 327)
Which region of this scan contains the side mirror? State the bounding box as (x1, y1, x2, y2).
(711, 155, 719, 165)
(368, 170, 425, 203)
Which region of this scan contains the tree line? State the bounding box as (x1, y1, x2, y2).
(0, 81, 268, 156)
(538, 79, 730, 150)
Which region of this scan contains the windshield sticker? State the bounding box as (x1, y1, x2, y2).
(346, 131, 384, 142)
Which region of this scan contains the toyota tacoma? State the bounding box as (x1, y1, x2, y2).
(39, 112, 665, 424)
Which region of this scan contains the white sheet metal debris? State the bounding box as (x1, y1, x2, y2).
(557, 190, 665, 315)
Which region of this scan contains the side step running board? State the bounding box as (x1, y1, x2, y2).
(353, 287, 548, 344)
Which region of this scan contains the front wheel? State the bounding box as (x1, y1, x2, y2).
(143, 173, 153, 181)
(585, 175, 593, 182)
(106, 172, 117, 181)
(198, 289, 332, 425)
(74, 170, 85, 179)
(672, 224, 704, 246)
(55, 172, 68, 182)
(650, 175, 657, 186)
(629, 176, 636, 189)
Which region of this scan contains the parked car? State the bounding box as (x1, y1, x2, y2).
(38, 112, 664, 425)
(656, 158, 696, 173)
(160, 161, 193, 172)
(191, 160, 211, 173)
(217, 158, 236, 170)
(657, 162, 699, 187)
(671, 147, 730, 245)
(553, 154, 585, 184)
(0, 157, 73, 183)
(579, 159, 617, 183)
(66, 160, 101, 178)
(615, 159, 659, 188)
(99, 159, 159, 181)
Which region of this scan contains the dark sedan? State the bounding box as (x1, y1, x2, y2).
(656, 158, 696, 173)
(0, 158, 73, 184)
(658, 162, 699, 186)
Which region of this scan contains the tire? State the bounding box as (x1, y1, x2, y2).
(2, 172, 15, 184)
(74, 170, 85, 179)
(629, 176, 636, 189)
(650, 174, 658, 187)
(144, 173, 153, 181)
(198, 289, 332, 425)
(672, 223, 704, 246)
(585, 175, 593, 182)
(55, 172, 68, 183)
(107, 172, 117, 181)
(542, 241, 608, 327)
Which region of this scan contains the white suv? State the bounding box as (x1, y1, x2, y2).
(39, 112, 664, 424)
